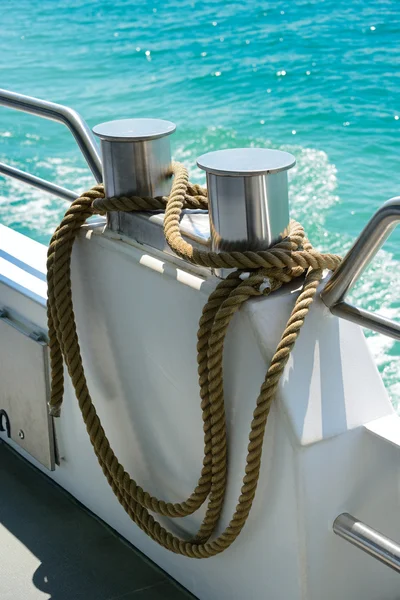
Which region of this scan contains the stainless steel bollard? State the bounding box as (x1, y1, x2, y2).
(197, 148, 295, 253)
(93, 118, 176, 234)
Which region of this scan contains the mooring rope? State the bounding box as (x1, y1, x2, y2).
(47, 161, 341, 558)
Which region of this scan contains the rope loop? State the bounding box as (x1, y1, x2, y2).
(47, 161, 341, 558)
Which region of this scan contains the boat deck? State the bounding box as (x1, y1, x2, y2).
(0, 441, 196, 600)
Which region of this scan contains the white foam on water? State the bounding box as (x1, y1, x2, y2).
(290, 146, 400, 408)
(0, 156, 93, 240)
(289, 145, 400, 408)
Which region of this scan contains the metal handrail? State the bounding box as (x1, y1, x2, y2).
(321, 197, 400, 340)
(0, 88, 102, 183)
(0, 162, 78, 202)
(333, 513, 400, 573)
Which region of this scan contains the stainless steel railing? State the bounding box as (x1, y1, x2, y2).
(333, 513, 400, 573)
(321, 197, 400, 340)
(0, 89, 102, 182)
(0, 89, 102, 201)
(0, 162, 78, 202)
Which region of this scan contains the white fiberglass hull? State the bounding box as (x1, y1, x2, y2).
(1, 221, 399, 599)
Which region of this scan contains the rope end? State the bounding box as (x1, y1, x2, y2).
(259, 278, 272, 294)
(49, 405, 61, 418)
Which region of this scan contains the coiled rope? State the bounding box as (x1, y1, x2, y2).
(47, 161, 341, 558)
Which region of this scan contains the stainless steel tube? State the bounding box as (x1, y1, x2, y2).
(0, 161, 78, 202)
(0, 88, 102, 183)
(333, 513, 400, 574)
(196, 148, 295, 252)
(93, 118, 176, 234)
(321, 197, 400, 339)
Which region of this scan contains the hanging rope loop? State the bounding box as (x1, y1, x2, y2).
(47, 161, 341, 558)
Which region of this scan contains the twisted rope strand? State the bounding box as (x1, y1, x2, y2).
(47, 161, 341, 558)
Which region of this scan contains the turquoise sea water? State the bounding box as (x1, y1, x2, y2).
(1, 0, 400, 403)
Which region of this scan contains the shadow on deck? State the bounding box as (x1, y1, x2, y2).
(0, 441, 196, 600)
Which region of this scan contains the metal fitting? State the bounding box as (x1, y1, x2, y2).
(93, 118, 176, 235)
(197, 148, 295, 253)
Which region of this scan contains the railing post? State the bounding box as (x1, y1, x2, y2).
(320, 197, 400, 340)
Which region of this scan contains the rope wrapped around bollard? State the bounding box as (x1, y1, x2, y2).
(47, 161, 341, 558)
